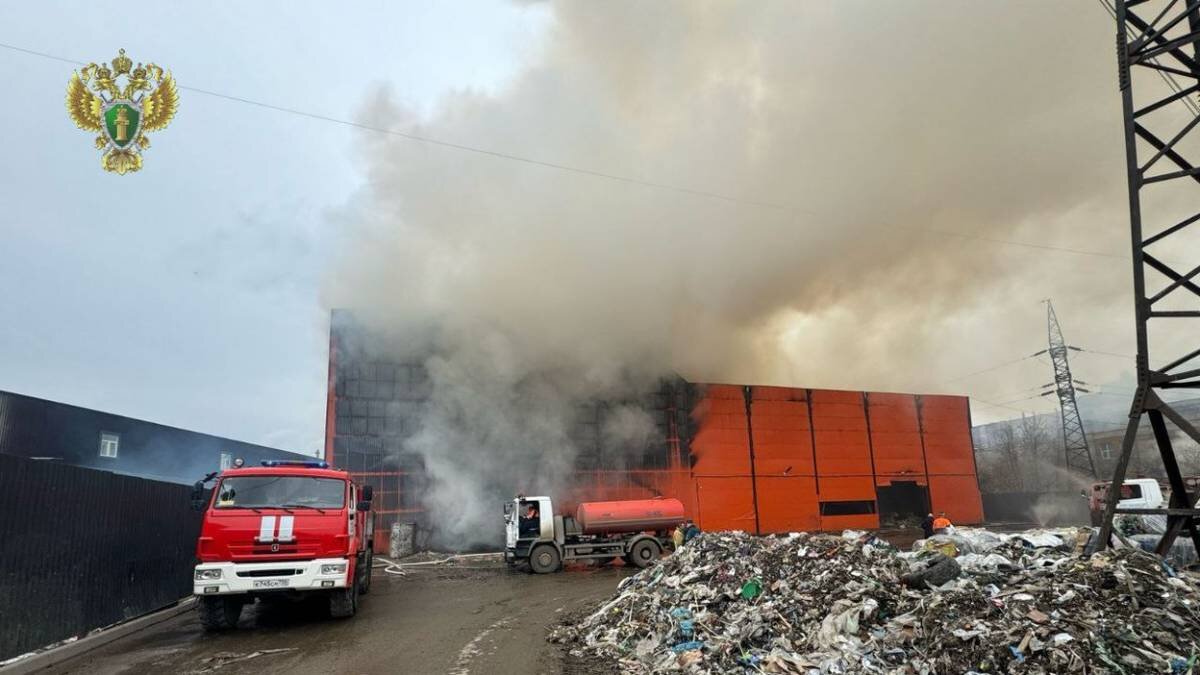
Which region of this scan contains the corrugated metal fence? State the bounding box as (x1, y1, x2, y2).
(0, 455, 199, 661)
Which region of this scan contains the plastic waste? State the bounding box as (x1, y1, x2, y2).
(549, 527, 1200, 674)
(739, 578, 762, 600)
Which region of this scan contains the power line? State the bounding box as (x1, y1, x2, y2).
(917, 226, 1125, 260)
(971, 398, 1040, 415)
(939, 352, 1041, 385)
(1075, 347, 1136, 360)
(0, 41, 783, 211)
(997, 392, 1055, 406)
(974, 382, 1055, 400)
(0, 40, 1135, 263)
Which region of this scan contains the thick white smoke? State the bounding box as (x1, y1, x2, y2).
(325, 1, 1190, 544)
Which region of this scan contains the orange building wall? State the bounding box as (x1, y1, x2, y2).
(817, 474, 880, 530)
(756, 476, 820, 532)
(866, 393, 926, 477)
(929, 474, 985, 524)
(810, 389, 873, 476)
(920, 395, 977, 475)
(676, 384, 981, 535)
(694, 476, 758, 531)
(690, 385, 752, 477)
(918, 395, 982, 523)
(748, 387, 815, 476)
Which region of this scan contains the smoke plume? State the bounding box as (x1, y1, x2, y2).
(325, 2, 1182, 544)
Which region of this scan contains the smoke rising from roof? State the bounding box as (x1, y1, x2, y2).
(325, 2, 1165, 544)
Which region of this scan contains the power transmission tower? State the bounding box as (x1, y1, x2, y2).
(1034, 301, 1096, 478)
(1036, 299, 1099, 478)
(1096, 1, 1200, 558)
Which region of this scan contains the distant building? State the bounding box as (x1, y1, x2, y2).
(971, 396, 1200, 487)
(0, 389, 309, 485)
(1088, 398, 1200, 478)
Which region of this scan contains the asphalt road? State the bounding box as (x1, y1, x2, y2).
(44, 561, 631, 675)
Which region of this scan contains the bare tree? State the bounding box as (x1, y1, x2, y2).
(985, 420, 1023, 492)
(1017, 414, 1052, 491)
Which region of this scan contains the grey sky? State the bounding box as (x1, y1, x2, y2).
(0, 2, 549, 454)
(0, 1, 1179, 459)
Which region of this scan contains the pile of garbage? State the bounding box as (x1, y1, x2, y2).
(1114, 513, 1200, 568)
(551, 528, 1200, 673)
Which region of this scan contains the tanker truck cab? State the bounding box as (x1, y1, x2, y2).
(503, 495, 685, 574)
(505, 496, 553, 550)
(191, 461, 374, 630)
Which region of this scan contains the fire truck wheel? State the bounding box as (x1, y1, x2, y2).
(198, 596, 242, 632)
(359, 549, 373, 595)
(529, 545, 561, 574)
(629, 539, 661, 569)
(329, 574, 359, 618)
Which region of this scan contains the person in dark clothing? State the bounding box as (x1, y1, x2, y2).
(683, 520, 701, 543)
(920, 513, 935, 539)
(518, 503, 540, 538)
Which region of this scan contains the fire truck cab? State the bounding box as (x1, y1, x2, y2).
(191, 461, 374, 630)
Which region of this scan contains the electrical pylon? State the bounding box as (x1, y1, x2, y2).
(1096, 0, 1200, 558)
(1035, 301, 1096, 478)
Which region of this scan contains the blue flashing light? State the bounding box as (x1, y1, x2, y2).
(260, 460, 330, 469)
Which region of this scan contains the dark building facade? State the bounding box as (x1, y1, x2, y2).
(0, 389, 309, 485)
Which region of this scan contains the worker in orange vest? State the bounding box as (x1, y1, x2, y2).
(932, 512, 953, 534)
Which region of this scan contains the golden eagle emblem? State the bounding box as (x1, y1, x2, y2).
(66, 49, 178, 174)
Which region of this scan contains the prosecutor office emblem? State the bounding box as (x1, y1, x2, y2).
(65, 49, 179, 174)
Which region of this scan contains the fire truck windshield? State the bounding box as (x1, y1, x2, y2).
(213, 476, 346, 510)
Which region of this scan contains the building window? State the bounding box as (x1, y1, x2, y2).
(220, 452, 233, 470)
(98, 432, 120, 459)
(819, 500, 877, 516)
(1100, 443, 1113, 460)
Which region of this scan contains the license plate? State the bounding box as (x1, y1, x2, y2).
(252, 579, 289, 589)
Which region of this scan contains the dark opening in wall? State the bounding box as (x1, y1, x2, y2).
(819, 500, 876, 516)
(876, 481, 930, 527)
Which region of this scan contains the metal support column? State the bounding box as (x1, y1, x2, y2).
(1097, 0, 1200, 556)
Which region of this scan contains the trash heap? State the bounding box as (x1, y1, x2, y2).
(551, 529, 1200, 673)
(1114, 513, 1200, 568)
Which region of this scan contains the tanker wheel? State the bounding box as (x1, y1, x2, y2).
(529, 545, 561, 574)
(629, 539, 661, 569)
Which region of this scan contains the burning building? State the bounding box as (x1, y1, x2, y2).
(324, 311, 982, 551)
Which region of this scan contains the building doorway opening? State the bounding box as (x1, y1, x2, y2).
(876, 481, 929, 528)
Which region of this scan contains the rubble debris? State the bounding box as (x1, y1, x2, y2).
(900, 553, 960, 588)
(550, 528, 1200, 674)
(196, 648, 297, 672)
(1115, 512, 1199, 568)
(1128, 534, 1199, 568)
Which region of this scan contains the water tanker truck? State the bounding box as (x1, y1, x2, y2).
(503, 495, 686, 573)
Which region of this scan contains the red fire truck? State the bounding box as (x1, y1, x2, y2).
(190, 460, 374, 630)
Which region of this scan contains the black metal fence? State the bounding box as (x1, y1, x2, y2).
(0, 455, 199, 661)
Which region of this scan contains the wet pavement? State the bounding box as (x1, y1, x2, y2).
(44, 561, 631, 675)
